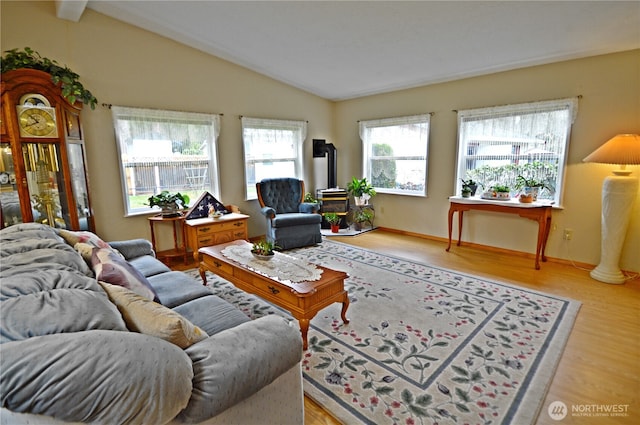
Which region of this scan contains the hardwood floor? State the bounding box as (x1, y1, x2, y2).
(302, 230, 640, 425)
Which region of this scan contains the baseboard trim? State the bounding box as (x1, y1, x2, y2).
(376, 226, 596, 270)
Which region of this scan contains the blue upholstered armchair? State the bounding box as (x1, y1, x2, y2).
(256, 178, 322, 250)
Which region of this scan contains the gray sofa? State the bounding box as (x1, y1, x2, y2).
(0, 223, 303, 425)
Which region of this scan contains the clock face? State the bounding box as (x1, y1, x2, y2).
(17, 106, 58, 138)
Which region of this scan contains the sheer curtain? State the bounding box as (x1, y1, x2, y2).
(111, 106, 221, 215)
(359, 114, 431, 196)
(241, 117, 307, 200)
(456, 97, 579, 204)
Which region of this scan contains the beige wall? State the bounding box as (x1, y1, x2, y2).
(3, 1, 639, 272)
(334, 50, 640, 271)
(1, 1, 334, 246)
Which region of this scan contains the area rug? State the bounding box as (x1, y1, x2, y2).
(186, 239, 580, 425)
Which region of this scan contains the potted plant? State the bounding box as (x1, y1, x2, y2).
(2, 47, 98, 109)
(324, 212, 341, 233)
(353, 208, 374, 231)
(460, 178, 481, 197)
(347, 177, 376, 206)
(485, 185, 511, 199)
(303, 192, 318, 203)
(147, 191, 190, 217)
(251, 239, 279, 260)
(515, 175, 546, 201)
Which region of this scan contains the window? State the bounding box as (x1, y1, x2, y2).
(111, 106, 221, 216)
(455, 98, 579, 206)
(359, 114, 431, 196)
(241, 117, 306, 200)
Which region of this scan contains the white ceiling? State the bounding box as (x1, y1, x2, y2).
(66, 1, 640, 101)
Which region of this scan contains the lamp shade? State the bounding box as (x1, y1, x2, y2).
(583, 134, 640, 165)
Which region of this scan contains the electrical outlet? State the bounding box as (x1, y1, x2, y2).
(563, 228, 573, 240)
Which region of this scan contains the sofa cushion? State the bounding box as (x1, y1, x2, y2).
(100, 282, 208, 348)
(91, 247, 160, 302)
(148, 271, 213, 308)
(1, 236, 92, 277)
(0, 268, 128, 344)
(271, 212, 322, 228)
(173, 295, 250, 336)
(127, 254, 172, 277)
(178, 315, 302, 423)
(0, 330, 193, 424)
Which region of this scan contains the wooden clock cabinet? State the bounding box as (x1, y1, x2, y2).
(0, 69, 95, 231)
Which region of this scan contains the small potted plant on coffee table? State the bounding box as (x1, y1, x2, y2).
(324, 212, 341, 233)
(251, 239, 279, 261)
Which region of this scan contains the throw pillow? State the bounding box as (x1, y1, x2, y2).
(91, 247, 160, 302)
(99, 282, 209, 349)
(58, 229, 112, 249)
(74, 242, 95, 263)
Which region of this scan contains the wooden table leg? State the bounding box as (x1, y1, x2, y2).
(199, 264, 208, 285)
(299, 318, 310, 350)
(541, 213, 552, 262)
(446, 206, 455, 251)
(340, 291, 350, 324)
(457, 210, 464, 247)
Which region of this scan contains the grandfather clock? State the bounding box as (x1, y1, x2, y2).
(0, 69, 95, 231)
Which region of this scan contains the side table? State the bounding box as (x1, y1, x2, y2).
(148, 214, 188, 264)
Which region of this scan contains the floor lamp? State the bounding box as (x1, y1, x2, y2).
(583, 134, 640, 284)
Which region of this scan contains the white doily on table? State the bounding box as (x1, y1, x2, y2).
(221, 245, 323, 284)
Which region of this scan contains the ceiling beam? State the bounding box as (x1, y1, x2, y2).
(55, 0, 88, 22)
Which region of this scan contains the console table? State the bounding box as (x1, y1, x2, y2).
(446, 196, 553, 269)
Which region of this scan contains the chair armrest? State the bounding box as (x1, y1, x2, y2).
(299, 202, 320, 214)
(260, 206, 276, 218)
(178, 315, 302, 423)
(108, 239, 155, 260)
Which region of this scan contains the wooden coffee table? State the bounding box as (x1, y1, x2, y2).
(198, 240, 349, 350)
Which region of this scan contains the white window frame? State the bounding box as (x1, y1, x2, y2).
(111, 106, 221, 216)
(241, 117, 307, 200)
(455, 98, 579, 206)
(359, 114, 431, 197)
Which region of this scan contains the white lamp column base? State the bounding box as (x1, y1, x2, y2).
(590, 175, 638, 284)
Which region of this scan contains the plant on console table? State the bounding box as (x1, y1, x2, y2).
(147, 191, 190, 217)
(484, 185, 511, 200)
(347, 177, 376, 206)
(460, 178, 481, 198)
(515, 175, 547, 202)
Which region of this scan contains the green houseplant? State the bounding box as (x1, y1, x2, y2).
(251, 239, 279, 260)
(353, 208, 374, 231)
(489, 185, 511, 199)
(2, 47, 98, 109)
(460, 178, 481, 197)
(323, 212, 341, 233)
(147, 191, 190, 216)
(347, 177, 376, 206)
(515, 175, 547, 201)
